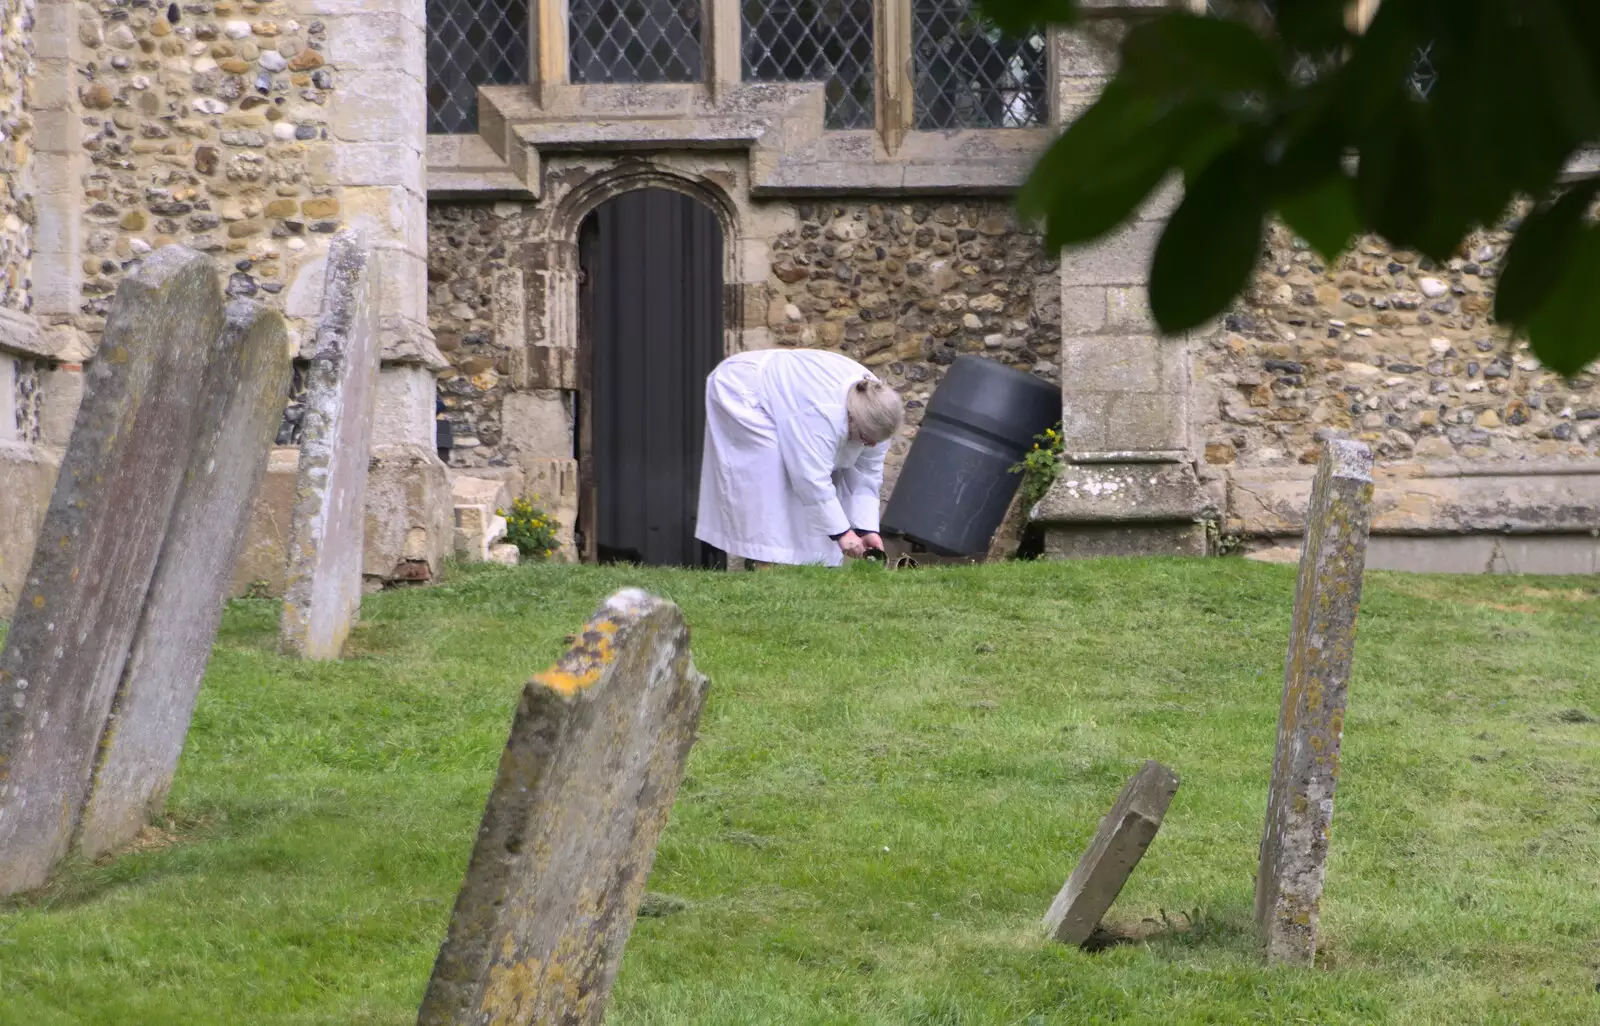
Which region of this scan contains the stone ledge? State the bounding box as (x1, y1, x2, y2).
(0, 311, 89, 363)
(0, 309, 42, 358)
(1032, 460, 1215, 524)
(1229, 461, 1600, 536)
(472, 83, 1056, 199)
(427, 132, 535, 198)
(1248, 535, 1600, 576)
(378, 314, 450, 371)
(1043, 523, 1209, 560)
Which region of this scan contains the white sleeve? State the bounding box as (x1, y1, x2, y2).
(774, 405, 852, 538)
(837, 443, 886, 533)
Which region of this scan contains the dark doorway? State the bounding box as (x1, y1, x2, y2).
(577, 187, 726, 568)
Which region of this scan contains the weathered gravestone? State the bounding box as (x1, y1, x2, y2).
(1044, 760, 1180, 946)
(76, 300, 293, 860)
(1255, 439, 1374, 966)
(279, 232, 380, 660)
(0, 249, 225, 896)
(416, 589, 710, 1026)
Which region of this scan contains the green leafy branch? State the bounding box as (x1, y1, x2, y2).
(980, 0, 1600, 375)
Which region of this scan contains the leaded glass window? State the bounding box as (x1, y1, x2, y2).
(569, 0, 704, 84)
(742, 0, 876, 130)
(427, 0, 529, 134)
(912, 0, 1047, 130)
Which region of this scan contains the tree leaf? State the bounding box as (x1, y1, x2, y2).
(1150, 143, 1268, 334)
(1021, 86, 1237, 249)
(1276, 173, 1361, 264)
(1270, 0, 1354, 55)
(1120, 12, 1288, 102)
(1526, 228, 1600, 377)
(1019, 85, 1174, 245)
(1525, 0, 1600, 143)
(1494, 177, 1600, 328)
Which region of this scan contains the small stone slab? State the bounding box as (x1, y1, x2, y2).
(1255, 440, 1374, 966)
(76, 300, 293, 860)
(416, 589, 710, 1026)
(0, 248, 225, 895)
(279, 232, 380, 660)
(1044, 760, 1180, 946)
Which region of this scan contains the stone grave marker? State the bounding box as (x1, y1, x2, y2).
(1044, 760, 1180, 946)
(416, 589, 710, 1026)
(279, 232, 380, 660)
(76, 300, 293, 860)
(1255, 439, 1374, 966)
(0, 249, 225, 895)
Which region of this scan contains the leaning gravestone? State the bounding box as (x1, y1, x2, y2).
(0, 249, 225, 896)
(1044, 760, 1180, 946)
(279, 232, 380, 660)
(416, 589, 710, 1026)
(1255, 439, 1374, 966)
(75, 300, 293, 860)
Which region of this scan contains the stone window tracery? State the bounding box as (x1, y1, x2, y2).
(427, 0, 531, 133)
(741, 0, 877, 130)
(910, 0, 1047, 130)
(568, 0, 704, 83)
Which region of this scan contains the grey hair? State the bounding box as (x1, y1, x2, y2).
(845, 376, 905, 444)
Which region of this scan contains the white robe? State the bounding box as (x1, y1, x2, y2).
(695, 349, 888, 566)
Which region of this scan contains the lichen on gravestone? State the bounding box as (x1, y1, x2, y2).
(0, 248, 225, 896)
(1255, 439, 1374, 966)
(75, 298, 293, 860)
(279, 230, 380, 660)
(416, 589, 710, 1026)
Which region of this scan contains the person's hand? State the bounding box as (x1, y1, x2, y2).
(837, 530, 867, 558)
(860, 532, 883, 553)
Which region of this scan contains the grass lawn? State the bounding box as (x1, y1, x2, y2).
(1, 558, 1597, 1025)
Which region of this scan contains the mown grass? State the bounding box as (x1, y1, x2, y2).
(0, 559, 1597, 1025)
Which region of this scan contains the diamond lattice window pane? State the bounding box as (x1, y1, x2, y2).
(569, 0, 703, 84)
(1408, 42, 1438, 100)
(742, 0, 876, 130)
(912, 0, 1047, 130)
(427, 0, 530, 134)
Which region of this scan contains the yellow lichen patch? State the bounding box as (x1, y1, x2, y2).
(32, 594, 45, 609)
(480, 934, 541, 1026)
(533, 616, 623, 697)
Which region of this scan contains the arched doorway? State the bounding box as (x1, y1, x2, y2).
(577, 187, 726, 568)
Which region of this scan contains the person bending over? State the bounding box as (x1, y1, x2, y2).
(696, 348, 905, 567)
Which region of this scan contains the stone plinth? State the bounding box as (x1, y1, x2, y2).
(1032, 456, 1215, 559)
(451, 475, 512, 562)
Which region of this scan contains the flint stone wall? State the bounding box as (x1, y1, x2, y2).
(1, 0, 35, 316)
(73, 0, 338, 326)
(1196, 224, 1600, 473)
(427, 197, 1060, 508)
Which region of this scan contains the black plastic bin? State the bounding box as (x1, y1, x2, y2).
(881, 356, 1061, 557)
